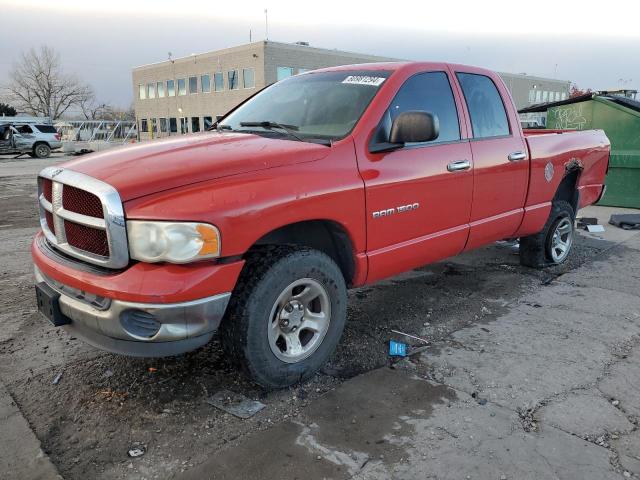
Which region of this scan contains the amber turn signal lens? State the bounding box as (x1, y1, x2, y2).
(197, 224, 220, 256)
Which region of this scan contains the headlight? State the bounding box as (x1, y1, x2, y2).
(127, 221, 220, 263)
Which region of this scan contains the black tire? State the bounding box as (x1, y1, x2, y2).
(520, 200, 575, 268)
(33, 143, 51, 158)
(220, 245, 347, 389)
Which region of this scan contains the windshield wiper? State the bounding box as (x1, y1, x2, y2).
(239, 121, 304, 142)
(216, 124, 233, 132)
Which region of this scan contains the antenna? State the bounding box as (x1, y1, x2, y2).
(264, 9, 268, 40)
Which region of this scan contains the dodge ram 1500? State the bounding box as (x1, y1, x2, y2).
(32, 62, 610, 388)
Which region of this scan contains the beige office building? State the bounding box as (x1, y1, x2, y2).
(132, 41, 570, 139)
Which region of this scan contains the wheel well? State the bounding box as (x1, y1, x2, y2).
(553, 168, 581, 215)
(253, 220, 356, 286)
(33, 141, 50, 149)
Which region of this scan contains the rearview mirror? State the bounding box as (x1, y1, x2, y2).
(389, 111, 439, 144)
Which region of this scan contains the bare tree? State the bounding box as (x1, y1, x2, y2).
(80, 99, 111, 120)
(4, 46, 94, 120)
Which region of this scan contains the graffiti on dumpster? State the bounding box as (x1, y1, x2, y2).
(552, 104, 588, 130)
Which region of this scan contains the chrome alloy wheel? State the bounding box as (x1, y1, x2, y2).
(268, 278, 331, 363)
(550, 217, 573, 263)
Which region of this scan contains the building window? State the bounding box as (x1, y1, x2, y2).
(201, 74, 211, 93)
(151, 118, 158, 134)
(203, 116, 213, 129)
(561, 92, 567, 100)
(169, 117, 177, 133)
(191, 117, 200, 133)
(157, 82, 165, 98)
(297, 68, 310, 74)
(535, 90, 542, 103)
(167, 79, 175, 97)
(147, 82, 156, 99)
(528, 89, 536, 103)
(159, 117, 168, 133)
(214, 72, 224, 91)
(177, 78, 186, 96)
(542, 91, 549, 102)
(138, 84, 146, 100)
(277, 66, 294, 81)
(180, 117, 188, 134)
(189, 76, 198, 94)
(140, 118, 148, 132)
(243, 68, 255, 88)
(228, 70, 239, 90)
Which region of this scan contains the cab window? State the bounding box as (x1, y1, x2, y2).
(376, 71, 461, 146)
(456, 73, 510, 138)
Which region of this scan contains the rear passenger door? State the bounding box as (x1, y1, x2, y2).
(454, 71, 529, 250)
(360, 70, 474, 282)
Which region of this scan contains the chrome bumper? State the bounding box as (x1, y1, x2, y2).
(34, 267, 231, 357)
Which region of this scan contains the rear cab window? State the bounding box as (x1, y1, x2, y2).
(373, 71, 461, 147)
(456, 73, 510, 139)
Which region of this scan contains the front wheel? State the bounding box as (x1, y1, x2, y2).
(220, 246, 347, 389)
(520, 200, 575, 268)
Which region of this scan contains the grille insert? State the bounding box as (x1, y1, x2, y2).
(62, 185, 104, 218)
(64, 221, 110, 257)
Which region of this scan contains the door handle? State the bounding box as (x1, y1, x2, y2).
(508, 151, 526, 161)
(447, 160, 471, 172)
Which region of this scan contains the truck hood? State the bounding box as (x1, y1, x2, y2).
(62, 132, 331, 201)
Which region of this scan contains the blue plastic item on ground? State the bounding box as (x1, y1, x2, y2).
(389, 340, 407, 357)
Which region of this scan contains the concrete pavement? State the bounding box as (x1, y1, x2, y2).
(182, 214, 640, 480)
(0, 382, 61, 480)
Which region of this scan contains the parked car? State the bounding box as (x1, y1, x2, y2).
(31, 62, 610, 388)
(13, 123, 62, 158)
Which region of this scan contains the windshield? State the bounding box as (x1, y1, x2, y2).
(220, 70, 391, 142)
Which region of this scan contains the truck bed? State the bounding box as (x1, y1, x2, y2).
(523, 128, 610, 210)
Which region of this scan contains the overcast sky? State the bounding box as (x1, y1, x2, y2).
(2, 0, 639, 108)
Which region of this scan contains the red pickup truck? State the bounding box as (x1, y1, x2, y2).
(32, 62, 609, 388)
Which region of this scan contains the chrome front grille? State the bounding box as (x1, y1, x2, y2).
(38, 167, 129, 269)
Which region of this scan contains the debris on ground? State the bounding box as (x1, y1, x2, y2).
(93, 388, 128, 404)
(207, 390, 266, 419)
(127, 446, 146, 458)
(389, 340, 407, 357)
(609, 213, 640, 230)
(517, 406, 539, 432)
(586, 224, 605, 233)
(52, 372, 63, 385)
(390, 329, 429, 344)
(576, 217, 598, 229)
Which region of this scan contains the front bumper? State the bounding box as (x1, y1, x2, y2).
(35, 266, 231, 357)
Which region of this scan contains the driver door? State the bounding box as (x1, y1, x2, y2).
(359, 70, 473, 283)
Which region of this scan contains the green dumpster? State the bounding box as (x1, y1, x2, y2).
(546, 96, 640, 208)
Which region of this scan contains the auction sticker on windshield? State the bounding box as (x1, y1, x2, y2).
(342, 75, 386, 86)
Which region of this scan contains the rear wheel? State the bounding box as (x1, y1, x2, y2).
(33, 143, 51, 158)
(520, 200, 575, 268)
(220, 246, 347, 389)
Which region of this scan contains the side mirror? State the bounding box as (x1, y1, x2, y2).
(389, 111, 439, 144)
